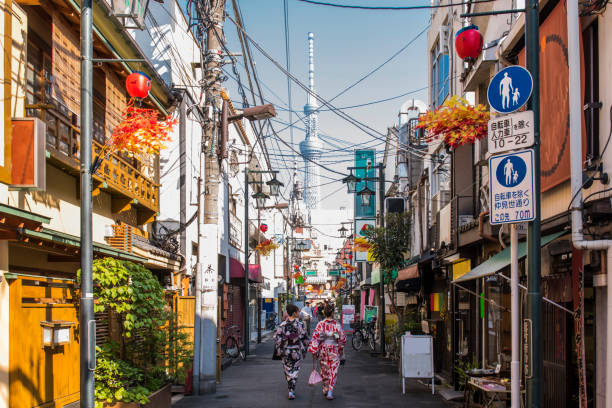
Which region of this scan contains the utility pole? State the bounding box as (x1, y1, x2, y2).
(525, 0, 541, 405)
(243, 169, 250, 356)
(378, 163, 385, 356)
(195, 0, 227, 395)
(79, 0, 94, 404)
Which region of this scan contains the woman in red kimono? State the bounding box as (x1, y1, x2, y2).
(308, 303, 346, 400)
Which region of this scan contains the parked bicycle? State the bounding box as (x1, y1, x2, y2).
(265, 312, 278, 330)
(223, 325, 245, 361)
(351, 318, 378, 351)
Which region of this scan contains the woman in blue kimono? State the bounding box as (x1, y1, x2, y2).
(274, 304, 310, 400)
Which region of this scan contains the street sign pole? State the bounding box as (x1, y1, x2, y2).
(525, 0, 542, 405)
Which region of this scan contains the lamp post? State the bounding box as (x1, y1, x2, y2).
(243, 170, 282, 356)
(342, 163, 386, 356)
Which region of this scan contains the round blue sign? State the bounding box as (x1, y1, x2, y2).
(487, 66, 533, 113)
(495, 154, 526, 187)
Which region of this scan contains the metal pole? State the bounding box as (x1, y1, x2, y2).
(244, 170, 250, 356)
(510, 224, 519, 408)
(257, 208, 262, 344)
(286, 236, 290, 309)
(525, 0, 542, 405)
(193, 175, 202, 395)
(79, 0, 94, 403)
(378, 164, 386, 356)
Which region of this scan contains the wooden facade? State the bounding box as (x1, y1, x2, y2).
(8, 275, 80, 408)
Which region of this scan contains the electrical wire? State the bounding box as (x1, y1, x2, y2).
(567, 105, 612, 211)
(226, 14, 430, 159)
(296, 0, 499, 10)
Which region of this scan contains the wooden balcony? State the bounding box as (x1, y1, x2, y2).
(44, 109, 159, 225)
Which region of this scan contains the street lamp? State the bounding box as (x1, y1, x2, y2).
(357, 186, 375, 207)
(338, 225, 348, 237)
(252, 190, 269, 208)
(345, 163, 387, 355)
(229, 104, 277, 122)
(243, 168, 280, 357)
(342, 172, 361, 193)
(266, 175, 284, 197)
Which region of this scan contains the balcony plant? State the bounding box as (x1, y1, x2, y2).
(78, 258, 192, 408)
(416, 95, 489, 149)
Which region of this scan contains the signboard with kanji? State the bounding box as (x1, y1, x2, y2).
(489, 149, 535, 225)
(487, 110, 534, 154)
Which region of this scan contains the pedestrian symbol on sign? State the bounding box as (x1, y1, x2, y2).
(496, 155, 526, 187)
(488, 66, 533, 114)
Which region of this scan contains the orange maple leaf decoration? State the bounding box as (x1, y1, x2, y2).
(108, 98, 177, 155)
(416, 95, 489, 149)
(254, 239, 280, 257)
(353, 237, 371, 252)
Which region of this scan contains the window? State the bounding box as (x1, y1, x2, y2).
(431, 40, 450, 108)
(583, 21, 599, 161)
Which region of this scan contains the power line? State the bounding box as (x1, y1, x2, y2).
(296, 0, 498, 10)
(226, 14, 429, 159)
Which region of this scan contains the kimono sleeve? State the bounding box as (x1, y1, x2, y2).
(308, 321, 322, 355)
(274, 322, 286, 351)
(299, 321, 310, 352)
(337, 321, 347, 351)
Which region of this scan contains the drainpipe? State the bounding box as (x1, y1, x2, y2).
(566, 2, 612, 407)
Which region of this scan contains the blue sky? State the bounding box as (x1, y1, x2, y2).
(223, 1, 432, 209)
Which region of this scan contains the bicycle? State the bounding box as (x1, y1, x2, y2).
(223, 325, 245, 361)
(351, 318, 378, 351)
(265, 312, 277, 331)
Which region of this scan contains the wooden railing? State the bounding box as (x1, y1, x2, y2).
(105, 224, 135, 253)
(44, 109, 159, 215)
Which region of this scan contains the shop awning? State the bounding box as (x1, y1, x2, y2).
(20, 227, 147, 263)
(0, 203, 50, 239)
(453, 230, 568, 283)
(229, 258, 262, 283)
(397, 264, 419, 280)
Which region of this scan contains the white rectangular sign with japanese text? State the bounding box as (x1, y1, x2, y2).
(488, 110, 534, 154)
(489, 149, 535, 225)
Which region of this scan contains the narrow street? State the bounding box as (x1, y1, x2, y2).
(174, 335, 456, 408)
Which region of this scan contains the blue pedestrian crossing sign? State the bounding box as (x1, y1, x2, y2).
(487, 66, 533, 114)
(489, 149, 535, 225)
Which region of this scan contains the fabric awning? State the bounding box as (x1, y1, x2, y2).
(249, 264, 262, 283)
(229, 258, 262, 283)
(453, 230, 568, 283)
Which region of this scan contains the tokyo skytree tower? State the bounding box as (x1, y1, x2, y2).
(299, 32, 323, 211)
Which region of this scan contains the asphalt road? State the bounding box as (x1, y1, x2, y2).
(173, 332, 457, 408)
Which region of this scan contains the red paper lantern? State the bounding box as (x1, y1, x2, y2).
(126, 71, 151, 98)
(348, 253, 353, 260)
(294, 264, 299, 270)
(455, 25, 483, 61)
(259, 223, 268, 233)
